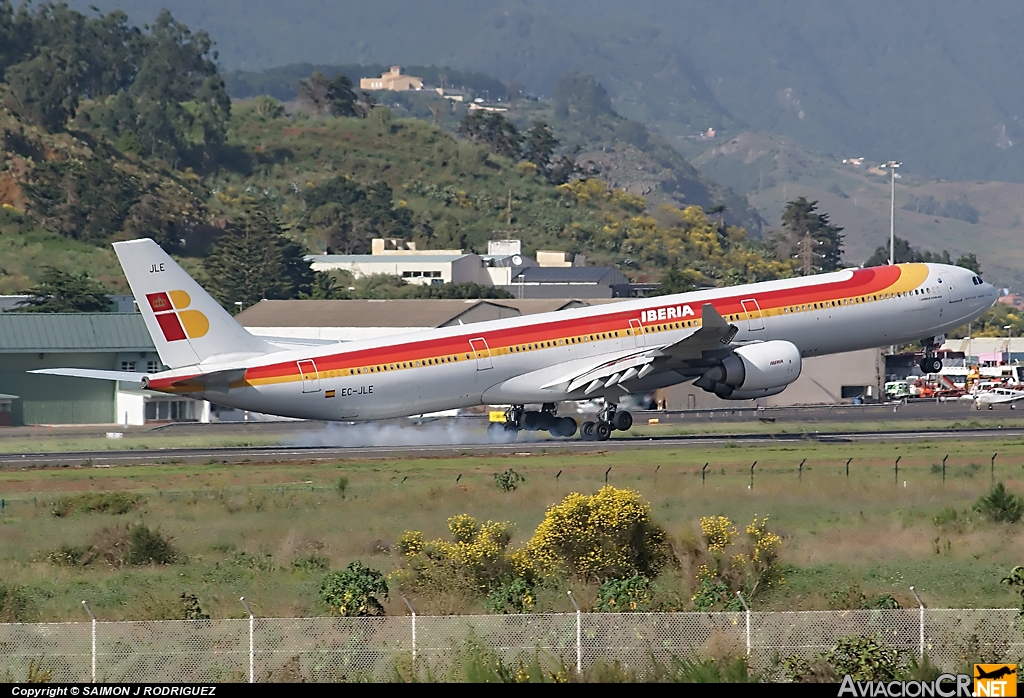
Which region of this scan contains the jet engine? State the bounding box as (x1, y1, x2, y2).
(692, 340, 802, 399)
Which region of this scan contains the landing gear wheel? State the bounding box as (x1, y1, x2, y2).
(549, 416, 577, 438)
(487, 422, 507, 443)
(595, 422, 612, 441)
(580, 421, 597, 440)
(502, 423, 520, 441)
(920, 357, 942, 374)
(612, 410, 633, 431)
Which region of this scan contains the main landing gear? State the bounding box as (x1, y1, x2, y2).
(485, 403, 636, 443)
(580, 404, 633, 442)
(487, 404, 578, 443)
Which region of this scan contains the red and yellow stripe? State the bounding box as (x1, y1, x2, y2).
(149, 264, 930, 393)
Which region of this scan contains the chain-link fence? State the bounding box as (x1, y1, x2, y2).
(2, 609, 1022, 682)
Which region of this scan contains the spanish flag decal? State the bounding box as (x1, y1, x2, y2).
(146, 290, 209, 342)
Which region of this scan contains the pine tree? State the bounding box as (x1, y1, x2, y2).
(773, 197, 844, 275)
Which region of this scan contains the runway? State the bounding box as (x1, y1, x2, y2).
(1, 425, 1021, 468)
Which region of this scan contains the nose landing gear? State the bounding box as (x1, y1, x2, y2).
(919, 336, 944, 374)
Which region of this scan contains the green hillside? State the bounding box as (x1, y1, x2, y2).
(69, 0, 1024, 183)
(0, 4, 797, 299)
(688, 132, 1024, 289)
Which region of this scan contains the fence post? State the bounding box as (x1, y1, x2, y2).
(81, 600, 96, 684)
(402, 596, 417, 669)
(909, 586, 925, 660)
(736, 592, 751, 657)
(239, 597, 254, 684)
(567, 590, 582, 675)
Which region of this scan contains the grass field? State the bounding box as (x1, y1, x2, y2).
(1, 436, 1022, 622)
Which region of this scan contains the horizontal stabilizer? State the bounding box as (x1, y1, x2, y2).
(169, 368, 247, 392)
(29, 368, 148, 387)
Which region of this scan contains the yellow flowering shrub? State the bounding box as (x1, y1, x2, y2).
(395, 515, 513, 595)
(700, 515, 737, 552)
(519, 486, 669, 583)
(691, 514, 783, 611)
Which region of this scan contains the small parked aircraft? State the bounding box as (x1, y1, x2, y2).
(973, 385, 1024, 410)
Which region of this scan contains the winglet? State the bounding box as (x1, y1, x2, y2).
(701, 303, 729, 329)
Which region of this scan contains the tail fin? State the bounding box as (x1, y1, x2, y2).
(114, 238, 272, 369)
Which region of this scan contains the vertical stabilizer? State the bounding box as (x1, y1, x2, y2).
(114, 238, 272, 369)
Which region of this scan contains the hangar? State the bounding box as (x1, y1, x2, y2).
(0, 313, 207, 426)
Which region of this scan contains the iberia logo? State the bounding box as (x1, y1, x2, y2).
(975, 664, 1017, 697)
(146, 290, 209, 342)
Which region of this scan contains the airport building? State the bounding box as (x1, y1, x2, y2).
(308, 238, 641, 298)
(236, 298, 610, 342)
(0, 313, 208, 427)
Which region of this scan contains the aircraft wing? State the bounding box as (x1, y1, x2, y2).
(486, 304, 740, 402)
(658, 303, 739, 359)
(29, 368, 148, 388)
(547, 303, 738, 393)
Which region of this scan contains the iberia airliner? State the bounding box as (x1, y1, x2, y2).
(34, 239, 996, 441)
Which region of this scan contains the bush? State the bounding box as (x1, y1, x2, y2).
(46, 545, 94, 567)
(494, 469, 524, 492)
(485, 578, 534, 614)
(596, 575, 653, 612)
(973, 482, 1024, 523)
(52, 491, 143, 517)
(336, 476, 349, 497)
(128, 524, 179, 565)
(1001, 565, 1024, 616)
(319, 561, 389, 616)
(179, 593, 209, 620)
(396, 515, 514, 596)
(91, 523, 177, 567)
(691, 514, 782, 610)
(518, 486, 670, 583)
(785, 635, 902, 683)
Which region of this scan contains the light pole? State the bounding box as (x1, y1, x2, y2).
(1005, 325, 1013, 361)
(880, 161, 902, 265)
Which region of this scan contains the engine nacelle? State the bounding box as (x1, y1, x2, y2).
(693, 340, 802, 398)
(717, 385, 788, 400)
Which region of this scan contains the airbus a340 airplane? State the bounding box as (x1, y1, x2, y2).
(33, 239, 996, 441)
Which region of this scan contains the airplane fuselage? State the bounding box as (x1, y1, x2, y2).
(148, 263, 996, 421)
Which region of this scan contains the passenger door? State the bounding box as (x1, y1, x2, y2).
(740, 298, 765, 331)
(297, 359, 320, 393)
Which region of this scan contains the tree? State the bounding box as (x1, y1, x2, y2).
(3, 49, 80, 132)
(204, 205, 313, 310)
(16, 268, 111, 313)
(457, 111, 521, 160)
(523, 121, 557, 172)
(551, 71, 614, 122)
(955, 252, 982, 275)
(410, 282, 513, 300)
(326, 73, 359, 117)
(305, 176, 412, 254)
(863, 236, 980, 274)
(771, 197, 844, 275)
(297, 70, 331, 116)
(654, 265, 701, 296)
